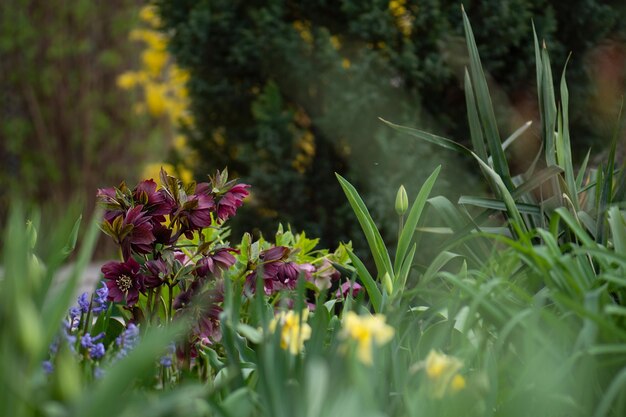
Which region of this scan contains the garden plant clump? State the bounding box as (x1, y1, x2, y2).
(3, 8, 626, 417)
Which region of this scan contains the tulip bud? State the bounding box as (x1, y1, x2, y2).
(382, 272, 393, 295)
(26, 220, 37, 249)
(395, 185, 408, 216)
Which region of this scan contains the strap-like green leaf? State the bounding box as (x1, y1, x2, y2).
(394, 166, 440, 273)
(379, 117, 471, 155)
(336, 173, 393, 279)
(462, 7, 512, 188)
(346, 250, 382, 313)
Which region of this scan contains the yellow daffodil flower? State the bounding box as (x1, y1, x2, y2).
(341, 311, 394, 365)
(269, 309, 312, 355)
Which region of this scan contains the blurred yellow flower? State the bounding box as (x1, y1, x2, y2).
(142, 162, 175, 184)
(293, 20, 313, 44)
(330, 35, 341, 50)
(145, 83, 166, 117)
(269, 309, 312, 355)
(116, 72, 139, 90)
(450, 374, 466, 392)
(341, 58, 351, 69)
(139, 5, 160, 28)
(424, 350, 465, 398)
(341, 311, 394, 365)
(142, 49, 168, 76)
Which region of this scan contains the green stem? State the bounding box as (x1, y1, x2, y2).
(398, 215, 404, 246)
(168, 284, 173, 323)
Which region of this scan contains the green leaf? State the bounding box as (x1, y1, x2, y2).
(472, 152, 527, 236)
(74, 322, 188, 417)
(62, 215, 82, 255)
(42, 211, 101, 344)
(608, 207, 626, 257)
(462, 7, 512, 188)
(464, 69, 488, 162)
(514, 165, 563, 198)
(336, 173, 393, 279)
(346, 250, 382, 313)
(557, 57, 578, 210)
(379, 117, 471, 155)
(394, 244, 416, 298)
(576, 149, 592, 189)
(222, 387, 256, 417)
(394, 166, 440, 274)
(459, 196, 541, 215)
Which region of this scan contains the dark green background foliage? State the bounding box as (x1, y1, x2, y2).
(0, 0, 153, 220)
(156, 0, 626, 250)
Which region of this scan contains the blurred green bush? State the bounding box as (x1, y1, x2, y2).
(155, 0, 626, 252)
(0, 1, 161, 221)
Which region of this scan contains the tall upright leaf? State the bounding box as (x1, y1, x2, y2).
(462, 6, 512, 189)
(336, 174, 393, 279)
(394, 166, 440, 273)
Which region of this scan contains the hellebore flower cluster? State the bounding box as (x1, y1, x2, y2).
(97, 168, 249, 309)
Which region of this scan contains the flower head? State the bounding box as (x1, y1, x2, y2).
(143, 258, 170, 289)
(133, 179, 175, 217)
(269, 309, 311, 355)
(77, 292, 90, 314)
(216, 183, 250, 221)
(116, 323, 140, 360)
(341, 311, 394, 365)
(195, 248, 237, 278)
(174, 193, 215, 237)
(92, 283, 109, 314)
(423, 350, 465, 398)
(101, 258, 145, 306)
(245, 246, 308, 294)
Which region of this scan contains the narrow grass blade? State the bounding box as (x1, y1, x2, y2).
(336, 173, 393, 279)
(557, 58, 578, 210)
(42, 210, 101, 343)
(462, 7, 512, 188)
(472, 152, 527, 236)
(459, 196, 541, 215)
(576, 149, 592, 189)
(379, 117, 471, 155)
(514, 165, 563, 198)
(394, 166, 440, 273)
(464, 69, 488, 162)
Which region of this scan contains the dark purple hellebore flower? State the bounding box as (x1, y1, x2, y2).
(245, 246, 307, 294)
(195, 248, 238, 278)
(133, 179, 175, 217)
(101, 257, 145, 306)
(118, 205, 155, 259)
(175, 193, 215, 238)
(216, 183, 250, 221)
(143, 258, 170, 289)
(97, 187, 126, 223)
